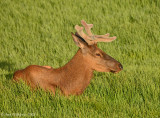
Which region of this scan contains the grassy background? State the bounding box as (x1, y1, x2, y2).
(0, 0, 160, 117)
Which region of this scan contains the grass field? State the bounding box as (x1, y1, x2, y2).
(0, 0, 160, 117)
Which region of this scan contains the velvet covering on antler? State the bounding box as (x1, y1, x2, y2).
(75, 20, 117, 45)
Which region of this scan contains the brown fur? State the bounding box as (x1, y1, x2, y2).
(13, 33, 123, 96)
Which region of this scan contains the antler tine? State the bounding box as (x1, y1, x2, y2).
(81, 20, 93, 37)
(94, 33, 110, 38)
(81, 20, 116, 43)
(75, 25, 94, 45)
(94, 36, 117, 43)
(75, 25, 86, 39)
(75, 20, 117, 45)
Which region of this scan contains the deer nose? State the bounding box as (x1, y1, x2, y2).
(118, 63, 123, 70)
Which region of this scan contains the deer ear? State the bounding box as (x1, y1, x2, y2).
(71, 32, 87, 49)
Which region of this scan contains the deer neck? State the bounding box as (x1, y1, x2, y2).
(55, 49, 94, 95)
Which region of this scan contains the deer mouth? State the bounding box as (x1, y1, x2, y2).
(109, 64, 123, 73)
(110, 70, 116, 73)
(110, 70, 120, 73)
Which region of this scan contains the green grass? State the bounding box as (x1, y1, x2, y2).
(0, 0, 160, 117)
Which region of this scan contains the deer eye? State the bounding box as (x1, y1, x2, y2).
(95, 53, 101, 57)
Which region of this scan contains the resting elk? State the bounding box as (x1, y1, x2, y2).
(13, 20, 123, 96)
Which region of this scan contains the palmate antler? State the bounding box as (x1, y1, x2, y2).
(75, 20, 117, 45)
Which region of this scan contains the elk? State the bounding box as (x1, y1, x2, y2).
(13, 20, 123, 96)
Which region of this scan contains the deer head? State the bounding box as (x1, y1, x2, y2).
(71, 20, 123, 73)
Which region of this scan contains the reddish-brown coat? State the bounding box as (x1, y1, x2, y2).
(13, 21, 123, 96)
